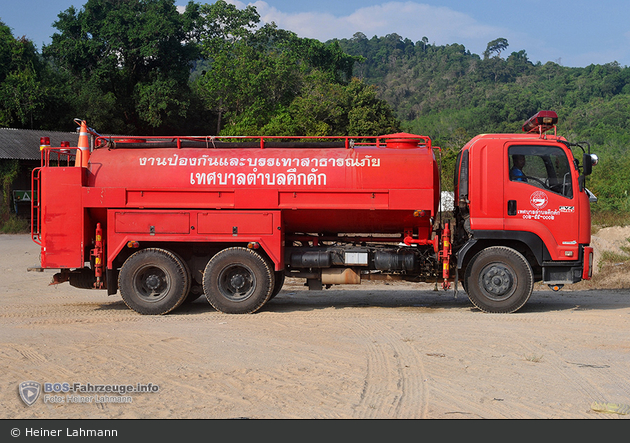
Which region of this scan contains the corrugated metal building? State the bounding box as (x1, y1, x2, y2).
(0, 127, 78, 161)
(0, 127, 79, 219)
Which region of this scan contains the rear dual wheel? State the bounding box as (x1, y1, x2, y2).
(119, 248, 190, 315)
(203, 247, 275, 314)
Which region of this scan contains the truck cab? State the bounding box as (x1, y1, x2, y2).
(453, 111, 597, 312)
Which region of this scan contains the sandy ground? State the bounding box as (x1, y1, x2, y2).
(1, 231, 629, 419)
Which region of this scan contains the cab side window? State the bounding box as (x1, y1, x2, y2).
(508, 146, 573, 199)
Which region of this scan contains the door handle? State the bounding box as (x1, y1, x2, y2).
(508, 200, 517, 216)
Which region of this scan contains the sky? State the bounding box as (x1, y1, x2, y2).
(1, 0, 629, 68)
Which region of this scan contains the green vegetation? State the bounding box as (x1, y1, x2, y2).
(0, 159, 19, 214)
(597, 236, 630, 272)
(598, 249, 630, 268)
(334, 33, 630, 216)
(592, 212, 630, 231)
(0, 0, 629, 223)
(0, 214, 29, 233)
(0, 159, 29, 233)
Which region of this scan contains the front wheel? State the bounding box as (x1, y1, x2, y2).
(464, 246, 533, 313)
(203, 247, 275, 314)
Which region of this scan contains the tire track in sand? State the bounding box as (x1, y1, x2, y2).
(351, 319, 428, 419)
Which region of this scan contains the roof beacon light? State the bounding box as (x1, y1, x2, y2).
(522, 110, 558, 134)
(39, 137, 50, 151)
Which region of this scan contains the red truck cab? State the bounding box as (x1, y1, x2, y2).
(453, 111, 597, 312)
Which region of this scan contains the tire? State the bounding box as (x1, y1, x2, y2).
(119, 248, 190, 315)
(174, 251, 193, 302)
(464, 246, 533, 313)
(203, 247, 275, 314)
(268, 271, 285, 300)
(174, 254, 205, 304)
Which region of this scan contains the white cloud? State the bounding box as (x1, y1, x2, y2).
(178, 0, 630, 66)
(251, 1, 507, 53)
(199, 1, 512, 57)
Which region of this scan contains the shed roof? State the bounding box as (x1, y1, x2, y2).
(0, 127, 79, 161)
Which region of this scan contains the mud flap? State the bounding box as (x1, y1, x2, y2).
(107, 268, 118, 295)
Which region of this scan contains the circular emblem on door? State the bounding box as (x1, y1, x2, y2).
(530, 190, 548, 209)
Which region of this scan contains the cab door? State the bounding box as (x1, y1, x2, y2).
(504, 143, 579, 262)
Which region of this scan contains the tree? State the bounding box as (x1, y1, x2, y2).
(421, 36, 429, 52)
(483, 38, 509, 59)
(196, 0, 259, 46)
(194, 1, 263, 133)
(346, 79, 401, 135)
(0, 21, 47, 128)
(195, 25, 303, 134)
(43, 0, 201, 134)
(193, 1, 368, 135)
(230, 73, 400, 137)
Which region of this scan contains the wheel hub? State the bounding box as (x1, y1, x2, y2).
(230, 274, 246, 290)
(217, 264, 256, 301)
(145, 274, 161, 291)
(134, 265, 170, 300)
(480, 264, 514, 297)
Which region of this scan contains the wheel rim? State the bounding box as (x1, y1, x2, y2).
(478, 262, 516, 301)
(133, 265, 172, 303)
(217, 264, 256, 302)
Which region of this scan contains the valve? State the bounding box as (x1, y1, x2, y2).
(440, 222, 452, 290)
(90, 223, 104, 289)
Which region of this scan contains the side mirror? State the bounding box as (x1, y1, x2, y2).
(582, 153, 598, 176)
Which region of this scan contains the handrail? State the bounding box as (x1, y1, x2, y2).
(39, 147, 77, 167)
(95, 133, 433, 150)
(30, 167, 41, 245)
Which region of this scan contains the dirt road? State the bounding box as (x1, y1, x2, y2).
(1, 234, 629, 419)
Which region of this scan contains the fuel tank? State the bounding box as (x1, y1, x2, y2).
(86, 133, 439, 235)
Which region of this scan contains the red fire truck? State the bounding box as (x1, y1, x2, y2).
(31, 111, 598, 315)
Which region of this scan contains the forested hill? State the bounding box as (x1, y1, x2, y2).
(0, 0, 628, 215)
(333, 33, 630, 213)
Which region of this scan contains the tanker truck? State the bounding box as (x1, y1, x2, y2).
(30, 111, 598, 315)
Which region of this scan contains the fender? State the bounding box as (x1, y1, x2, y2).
(456, 230, 551, 269)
